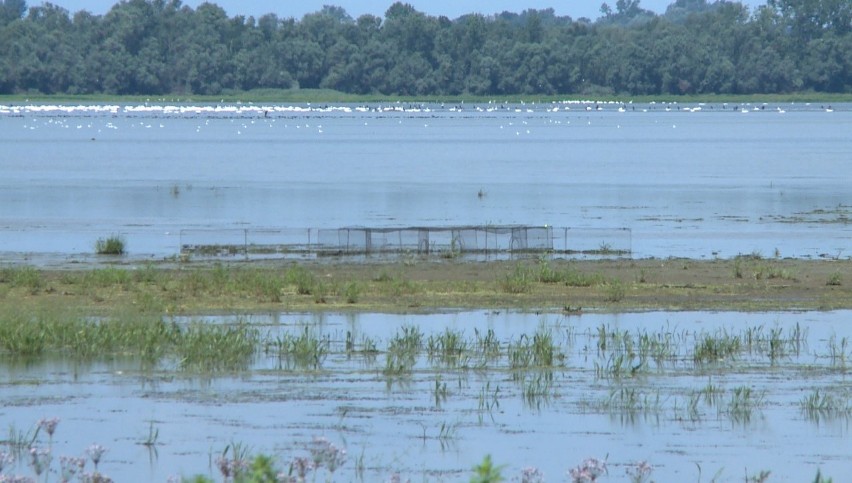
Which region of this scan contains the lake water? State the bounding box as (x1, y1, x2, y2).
(1, 101, 850, 263)
(1, 310, 850, 482)
(2, 102, 851, 481)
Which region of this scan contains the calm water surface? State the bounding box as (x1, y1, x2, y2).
(1, 101, 850, 262)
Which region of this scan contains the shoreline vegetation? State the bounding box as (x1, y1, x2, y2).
(2, 257, 850, 316)
(2, 89, 852, 104)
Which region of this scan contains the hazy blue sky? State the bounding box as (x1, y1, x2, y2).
(52, 0, 767, 21)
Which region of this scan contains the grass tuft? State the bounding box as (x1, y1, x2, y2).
(95, 235, 126, 255)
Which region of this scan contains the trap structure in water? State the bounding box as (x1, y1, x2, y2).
(180, 225, 632, 260)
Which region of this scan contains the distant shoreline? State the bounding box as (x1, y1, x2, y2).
(2, 89, 851, 105)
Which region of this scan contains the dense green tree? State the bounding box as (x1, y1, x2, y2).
(0, 0, 26, 24)
(0, 0, 849, 96)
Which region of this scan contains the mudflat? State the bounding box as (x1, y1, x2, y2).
(3, 257, 850, 314)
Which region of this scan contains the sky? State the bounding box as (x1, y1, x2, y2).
(50, 0, 767, 21)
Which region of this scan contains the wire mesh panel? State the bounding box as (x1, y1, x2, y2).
(180, 225, 631, 259)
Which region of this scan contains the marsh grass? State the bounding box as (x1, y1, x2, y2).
(477, 381, 501, 424)
(501, 263, 534, 294)
(176, 322, 259, 372)
(598, 387, 664, 415)
(800, 389, 852, 421)
(693, 330, 742, 364)
(510, 258, 606, 292)
(266, 326, 329, 370)
(0, 266, 43, 294)
(827, 271, 842, 286)
(0, 308, 259, 372)
(473, 328, 501, 361)
(433, 375, 449, 407)
(426, 328, 469, 366)
(374, 271, 420, 296)
(827, 335, 849, 369)
(344, 281, 361, 303)
(724, 385, 766, 422)
(95, 234, 125, 255)
(603, 279, 626, 302)
(521, 372, 553, 410)
(509, 328, 562, 371)
(383, 325, 423, 375)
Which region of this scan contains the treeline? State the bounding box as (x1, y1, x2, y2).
(0, 0, 849, 96)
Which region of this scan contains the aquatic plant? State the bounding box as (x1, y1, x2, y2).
(509, 328, 562, 371)
(800, 389, 852, 421)
(521, 372, 553, 410)
(813, 469, 834, 483)
(568, 457, 607, 483)
(470, 454, 504, 483)
(266, 327, 328, 370)
(95, 235, 125, 255)
(473, 328, 501, 360)
(308, 437, 346, 475)
(693, 330, 742, 364)
(0, 451, 14, 474)
(59, 455, 86, 482)
(36, 418, 59, 441)
(216, 442, 250, 480)
(27, 447, 51, 477)
(476, 381, 501, 424)
(827, 335, 849, 369)
(519, 466, 544, 483)
(747, 470, 772, 483)
(626, 460, 653, 483)
(426, 328, 469, 366)
(141, 421, 159, 448)
(289, 456, 314, 481)
(724, 385, 766, 422)
(85, 444, 107, 471)
(433, 375, 449, 407)
(177, 322, 259, 372)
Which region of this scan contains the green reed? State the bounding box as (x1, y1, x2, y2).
(266, 326, 329, 370)
(693, 330, 742, 364)
(724, 385, 766, 422)
(426, 328, 469, 366)
(800, 389, 852, 421)
(95, 234, 125, 255)
(177, 322, 259, 372)
(383, 325, 424, 375)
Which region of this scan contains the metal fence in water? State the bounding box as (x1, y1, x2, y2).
(179, 225, 631, 260)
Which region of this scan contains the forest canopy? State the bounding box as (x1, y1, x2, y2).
(0, 0, 849, 96)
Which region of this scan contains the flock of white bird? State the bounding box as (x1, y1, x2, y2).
(0, 99, 840, 118)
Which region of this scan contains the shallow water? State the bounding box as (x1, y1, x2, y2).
(1, 310, 850, 481)
(2, 101, 851, 263)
